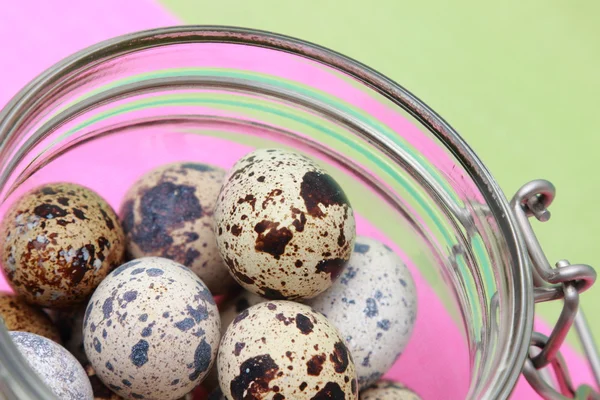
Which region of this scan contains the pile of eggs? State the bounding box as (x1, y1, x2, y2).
(0, 148, 419, 400)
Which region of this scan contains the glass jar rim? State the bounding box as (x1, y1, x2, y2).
(0, 25, 533, 399)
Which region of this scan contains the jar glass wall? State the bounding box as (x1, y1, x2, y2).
(0, 27, 532, 400)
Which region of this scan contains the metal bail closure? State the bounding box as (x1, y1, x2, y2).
(511, 179, 600, 399)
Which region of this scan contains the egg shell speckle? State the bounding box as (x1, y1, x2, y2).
(217, 300, 358, 400)
(359, 380, 422, 400)
(10, 331, 93, 399)
(215, 148, 356, 300)
(0, 293, 61, 343)
(0, 183, 125, 307)
(83, 257, 220, 400)
(120, 162, 235, 295)
(307, 237, 417, 387)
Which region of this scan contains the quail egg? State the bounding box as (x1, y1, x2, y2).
(82, 257, 220, 400)
(9, 331, 93, 399)
(307, 236, 417, 387)
(218, 300, 358, 399)
(214, 149, 356, 300)
(360, 380, 421, 400)
(0, 293, 61, 342)
(0, 183, 125, 307)
(120, 162, 235, 295)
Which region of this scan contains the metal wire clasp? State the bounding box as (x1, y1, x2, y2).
(511, 180, 600, 399)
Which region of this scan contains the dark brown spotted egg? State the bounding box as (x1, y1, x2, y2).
(307, 237, 417, 387)
(0, 183, 125, 308)
(82, 257, 220, 400)
(360, 380, 422, 400)
(120, 162, 236, 295)
(214, 149, 356, 300)
(217, 300, 358, 399)
(0, 293, 61, 342)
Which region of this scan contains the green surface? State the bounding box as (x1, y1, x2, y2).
(160, 0, 600, 346)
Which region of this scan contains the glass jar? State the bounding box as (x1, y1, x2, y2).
(0, 26, 595, 400)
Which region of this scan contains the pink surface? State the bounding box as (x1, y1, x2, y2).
(0, 1, 593, 398)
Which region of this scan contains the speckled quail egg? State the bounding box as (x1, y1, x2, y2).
(0, 293, 61, 342)
(82, 257, 220, 400)
(203, 290, 267, 391)
(307, 236, 417, 387)
(218, 300, 358, 399)
(0, 183, 126, 307)
(214, 149, 356, 300)
(360, 380, 421, 400)
(120, 162, 236, 295)
(9, 331, 93, 399)
(55, 303, 89, 365)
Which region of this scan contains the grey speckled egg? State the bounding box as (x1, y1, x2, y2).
(214, 149, 356, 300)
(307, 236, 417, 387)
(0, 183, 125, 308)
(120, 162, 236, 295)
(360, 380, 421, 400)
(9, 331, 93, 400)
(218, 300, 358, 400)
(82, 257, 220, 400)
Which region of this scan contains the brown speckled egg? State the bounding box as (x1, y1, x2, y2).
(120, 162, 236, 295)
(360, 380, 422, 400)
(214, 149, 356, 300)
(83, 257, 220, 400)
(0, 293, 61, 342)
(217, 300, 358, 399)
(0, 183, 125, 308)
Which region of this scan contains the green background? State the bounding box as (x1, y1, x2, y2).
(159, 0, 600, 347)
